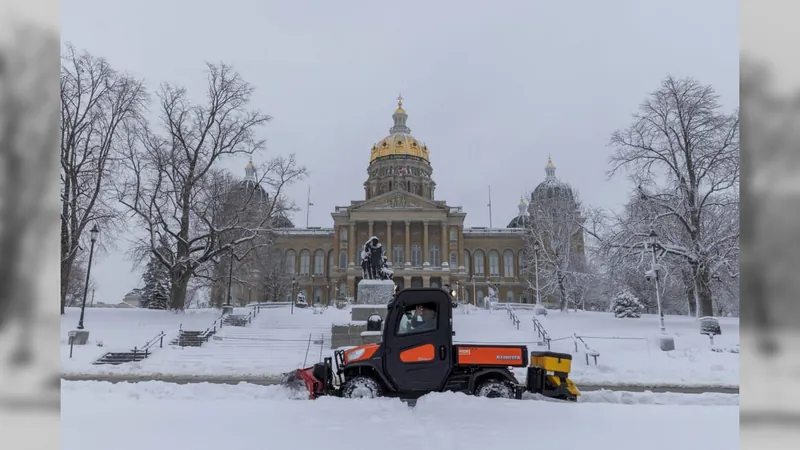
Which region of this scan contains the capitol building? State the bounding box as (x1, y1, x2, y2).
(217, 98, 583, 305)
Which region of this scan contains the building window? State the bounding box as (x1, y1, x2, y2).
(313, 250, 325, 275)
(477, 289, 485, 303)
(339, 251, 347, 269)
(339, 227, 347, 242)
(473, 250, 485, 276)
(285, 250, 296, 274)
(314, 287, 322, 304)
(449, 251, 458, 268)
(506, 290, 515, 302)
(392, 244, 405, 265)
(518, 251, 525, 274)
(328, 250, 334, 276)
(503, 250, 515, 277)
(464, 250, 471, 276)
(411, 243, 422, 267)
(299, 250, 310, 275)
(449, 228, 457, 242)
(489, 250, 500, 276)
(429, 245, 440, 267)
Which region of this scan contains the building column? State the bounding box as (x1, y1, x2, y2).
(348, 221, 356, 266)
(423, 220, 429, 265)
(403, 276, 411, 290)
(457, 225, 464, 272)
(441, 221, 448, 268)
(422, 275, 431, 288)
(386, 221, 393, 265)
(404, 221, 411, 267)
(368, 220, 374, 238)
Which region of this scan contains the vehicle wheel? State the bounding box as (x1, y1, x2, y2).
(342, 376, 382, 399)
(475, 379, 514, 399)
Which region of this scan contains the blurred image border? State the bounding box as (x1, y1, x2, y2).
(0, 0, 60, 449)
(741, 1, 800, 449)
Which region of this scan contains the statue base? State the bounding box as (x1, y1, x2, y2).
(357, 279, 395, 305)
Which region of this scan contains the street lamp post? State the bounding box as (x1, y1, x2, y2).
(326, 282, 330, 307)
(225, 246, 234, 306)
(77, 224, 100, 330)
(648, 229, 667, 333)
(291, 276, 297, 315)
(533, 241, 541, 306)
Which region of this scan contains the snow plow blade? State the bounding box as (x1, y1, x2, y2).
(280, 358, 335, 399)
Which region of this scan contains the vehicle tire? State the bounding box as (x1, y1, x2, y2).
(475, 379, 514, 399)
(342, 376, 382, 399)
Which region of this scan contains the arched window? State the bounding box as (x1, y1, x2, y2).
(392, 244, 405, 265)
(464, 250, 471, 276)
(339, 251, 347, 269)
(449, 252, 458, 269)
(473, 250, 485, 276)
(518, 251, 525, 274)
(506, 290, 515, 302)
(314, 287, 323, 304)
(477, 289, 485, 303)
(339, 227, 348, 242)
(285, 250, 296, 274)
(429, 245, 440, 267)
(503, 250, 515, 277)
(489, 250, 500, 276)
(313, 250, 325, 275)
(411, 243, 422, 267)
(299, 250, 311, 275)
(328, 250, 334, 276)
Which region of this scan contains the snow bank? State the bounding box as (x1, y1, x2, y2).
(61, 381, 739, 450)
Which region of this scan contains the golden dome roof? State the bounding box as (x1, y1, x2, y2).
(369, 96, 430, 165)
(370, 134, 429, 164)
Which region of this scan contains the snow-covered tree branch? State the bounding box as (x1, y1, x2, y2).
(116, 62, 305, 309)
(603, 76, 739, 317)
(59, 43, 148, 314)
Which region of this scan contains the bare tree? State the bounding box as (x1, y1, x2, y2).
(59, 43, 147, 314)
(257, 247, 291, 303)
(521, 188, 587, 311)
(118, 63, 305, 309)
(606, 76, 739, 317)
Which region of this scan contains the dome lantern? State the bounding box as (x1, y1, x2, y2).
(368, 96, 430, 165)
(245, 159, 256, 182)
(545, 154, 556, 181)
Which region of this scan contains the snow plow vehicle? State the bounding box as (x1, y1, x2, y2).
(282, 287, 580, 402)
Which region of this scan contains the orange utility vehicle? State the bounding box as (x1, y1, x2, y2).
(282, 288, 580, 402)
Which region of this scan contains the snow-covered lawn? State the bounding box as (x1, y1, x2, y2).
(61, 380, 739, 450)
(61, 304, 739, 388)
(507, 307, 739, 387)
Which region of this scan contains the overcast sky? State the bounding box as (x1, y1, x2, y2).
(62, 0, 738, 305)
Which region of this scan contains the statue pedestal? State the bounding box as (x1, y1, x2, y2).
(357, 279, 395, 305)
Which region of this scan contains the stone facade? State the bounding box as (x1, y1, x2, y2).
(273, 98, 530, 305)
(228, 98, 583, 307)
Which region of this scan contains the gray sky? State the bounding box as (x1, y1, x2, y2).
(62, 0, 738, 305)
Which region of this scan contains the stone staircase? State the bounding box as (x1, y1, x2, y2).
(93, 331, 166, 365)
(94, 350, 149, 365)
(170, 330, 207, 347)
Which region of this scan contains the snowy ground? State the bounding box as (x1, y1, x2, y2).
(61, 380, 739, 450)
(61, 304, 739, 388)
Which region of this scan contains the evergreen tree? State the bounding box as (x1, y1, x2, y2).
(141, 238, 172, 310)
(611, 290, 643, 318)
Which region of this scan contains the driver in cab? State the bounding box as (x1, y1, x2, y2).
(407, 304, 436, 332)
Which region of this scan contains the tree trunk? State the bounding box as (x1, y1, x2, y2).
(169, 270, 191, 310)
(681, 267, 697, 316)
(60, 257, 74, 315)
(557, 275, 568, 311)
(696, 265, 714, 317)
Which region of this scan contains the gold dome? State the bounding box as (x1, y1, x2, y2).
(370, 134, 430, 164)
(369, 96, 430, 164)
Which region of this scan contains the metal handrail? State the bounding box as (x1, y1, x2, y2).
(141, 331, 165, 351)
